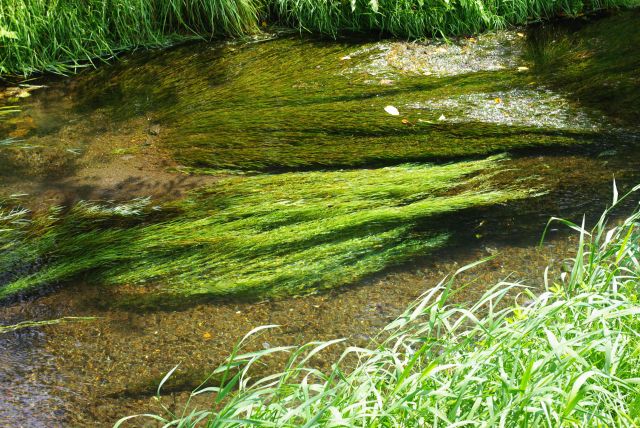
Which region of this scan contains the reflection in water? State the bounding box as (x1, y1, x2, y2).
(0, 9, 639, 427)
(525, 9, 640, 126)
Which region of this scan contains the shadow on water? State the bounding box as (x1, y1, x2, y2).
(525, 9, 640, 127)
(1, 8, 640, 427)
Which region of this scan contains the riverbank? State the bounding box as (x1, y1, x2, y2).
(1, 0, 639, 75)
(120, 193, 640, 427)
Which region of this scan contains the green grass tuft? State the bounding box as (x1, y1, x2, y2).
(0, 0, 261, 75)
(1, 0, 639, 75)
(269, 0, 638, 38)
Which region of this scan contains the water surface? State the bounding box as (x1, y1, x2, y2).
(0, 9, 639, 426)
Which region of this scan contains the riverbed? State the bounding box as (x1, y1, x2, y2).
(1, 9, 639, 427)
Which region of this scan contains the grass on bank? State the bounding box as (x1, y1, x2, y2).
(0, 0, 260, 75)
(2, 0, 639, 75)
(0, 156, 532, 300)
(117, 185, 640, 427)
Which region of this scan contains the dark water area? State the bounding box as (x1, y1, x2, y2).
(525, 10, 640, 126)
(0, 9, 639, 427)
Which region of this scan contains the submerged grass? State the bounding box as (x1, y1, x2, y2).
(525, 8, 640, 126)
(1, 0, 639, 75)
(118, 186, 640, 427)
(0, 156, 531, 300)
(64, 35, 609, 173)
(0, 316, 95, 334)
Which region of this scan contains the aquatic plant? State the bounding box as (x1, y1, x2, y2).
(0, 317, 95, 334)
(1, 0, 639, 75)
(117, 186, 640, 427)
(525, 8, 640, 126)
(0, 156, 532, 300)
(63, 35, 606, 173)
(0, 106, 19, 116)
(161, 53, 603, 171)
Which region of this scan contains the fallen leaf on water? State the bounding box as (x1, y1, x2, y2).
(384, 105, 400, 116)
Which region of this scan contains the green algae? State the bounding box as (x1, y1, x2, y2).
(59, 35, 609, 174)
(0, 156, 534, 300)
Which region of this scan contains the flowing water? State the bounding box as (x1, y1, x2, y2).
(0, 9, 639, 427)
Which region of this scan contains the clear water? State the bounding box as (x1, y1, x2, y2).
(0, 9, 639, 426)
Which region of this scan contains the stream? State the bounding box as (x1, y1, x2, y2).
(1, 9, 639, 427)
